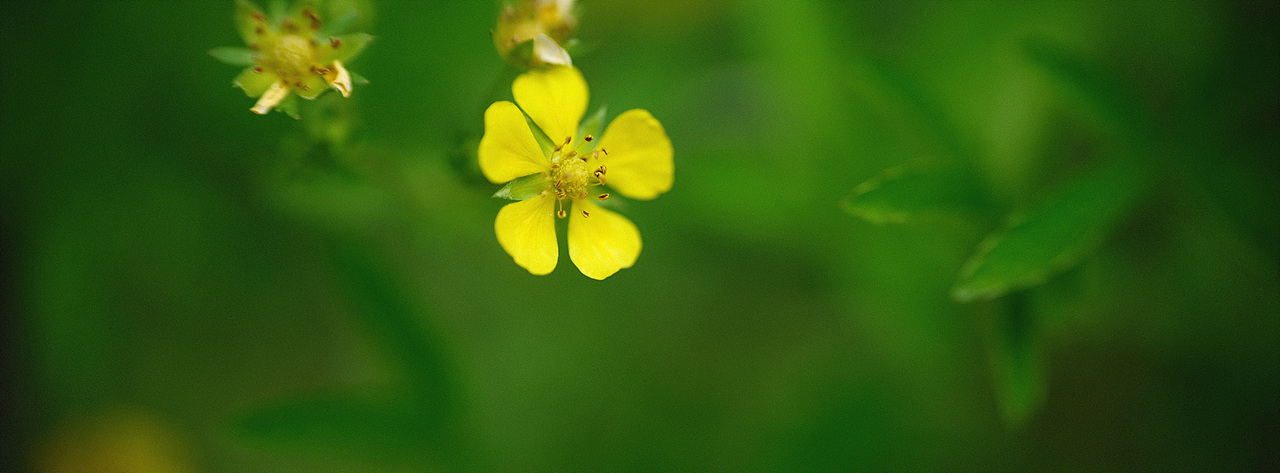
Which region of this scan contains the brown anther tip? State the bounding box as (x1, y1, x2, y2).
(557, 210, 567, 218)
(581, 210, 590, 218)
(584, 135, 593, 142)
(251, 12, 266, 22)
(597, 193, 610, 200)
(598, 165, 607, 173)
(601, 148, 609, 155)
(252, 66, 263, 73)
(254, 26, 265, 35)
(330, 37, 342, 48)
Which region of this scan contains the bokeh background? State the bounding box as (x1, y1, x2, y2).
(3, 0, 1278, 471)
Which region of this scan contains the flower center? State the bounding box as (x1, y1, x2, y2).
(547, 136, 609, 218)
(266, 35, 318, 82)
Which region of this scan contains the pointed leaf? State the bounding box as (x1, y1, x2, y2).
(953, 161, 1144, 301)
(842, 165, 990, 224)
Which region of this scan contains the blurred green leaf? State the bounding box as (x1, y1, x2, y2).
(989, 292, 1045, 427)
(1023, 38, 1147, 138)
(841, 165, 990, 224)
(953, 161, 1144, 301)
(229, 391, 434, 462)
(326, 238, 456, 410)
(208, 46, 257, 66)
(492, 172, 545, 200)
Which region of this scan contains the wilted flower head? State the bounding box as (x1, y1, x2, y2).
(210, 0, 372, 117)
(493, 0, 578, 67)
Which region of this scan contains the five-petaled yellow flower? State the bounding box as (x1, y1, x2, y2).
(226, 0, 372, 115)
(479, 66, 673, 279)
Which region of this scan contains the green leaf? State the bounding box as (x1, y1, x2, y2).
(952, 161, 1144, 301)
(228, 391, 438, 463)
(988, 292, 1046, 427)
(492, 173, 546, 201)
(841, 164, 990, 224)
(209, 47, 259, 67)
(577, 105, 607, 142)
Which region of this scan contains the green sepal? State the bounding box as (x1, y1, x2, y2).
(233, 68, 279, 96)
(841, 164, 990, 225)
(276, 93, 301, 119)
(209, 46, 259, 66)
(577, 105, 607, 144)
(952, 160, 1145, 302)
(525, 114, 557, 159)
(349, 71, 369, 86)
(318, 10, 359, 38)
(235, 0, 267, 45)
(505, 38, 536, 68)
(492, 173, 547, 201)
(328, 33, 374, 63)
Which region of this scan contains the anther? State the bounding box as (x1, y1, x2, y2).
(581, 210, 590, 218)
(254, 26, 265, 35)
(600, 148, 609, 155)
(252, 66, 264, 73)
(554, 136, 572, 151)
(330, 37, 342, 49)
(557, 210, 567, 218)
(282, 19, 297, 32)
(251, 12, 266, 22)
(597, 193, 610, 200)
(584, 135, 593, 142)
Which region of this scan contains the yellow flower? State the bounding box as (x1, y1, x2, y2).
(213, 0, 372, 116)
(493, 0, 577, 67)
(479, 66, 673, 279)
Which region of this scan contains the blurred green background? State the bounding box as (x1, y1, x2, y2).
(2, 0, 1278, 471)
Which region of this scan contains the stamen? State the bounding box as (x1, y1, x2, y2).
(330, 37, 342, 49)
(600, 148, 609, 155)
(252, 66, 263, 73)
(597, 193, 610, 200)
(554, 136, 572, 151)
(584, 135, 593, 142)
(581, 210, 590, 218)
(557, 210, 567, 219)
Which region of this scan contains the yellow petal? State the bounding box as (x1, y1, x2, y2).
(495, 193, 559, 275)
(596, 109, 674, 200)
(250, 81, 290, 114)
(568, 198, 641, 280)
(512, 66, 587, 145)
(478, 101, 551, 183)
